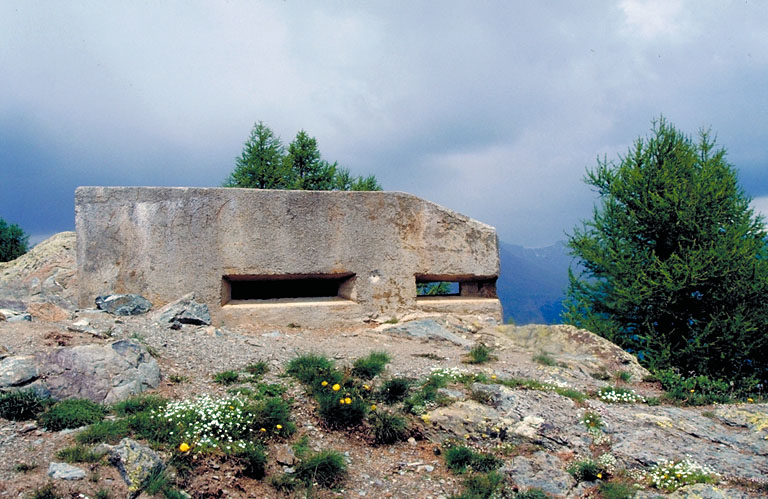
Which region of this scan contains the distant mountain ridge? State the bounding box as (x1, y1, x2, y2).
(496, 240, 573, 325)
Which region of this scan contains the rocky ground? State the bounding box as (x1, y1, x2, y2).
(1, 234, 767, 498)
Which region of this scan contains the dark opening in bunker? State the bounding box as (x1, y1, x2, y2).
(415, 275, 497, 299)
(222, 273, 355, 304)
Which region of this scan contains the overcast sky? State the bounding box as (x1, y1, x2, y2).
(2, 1, 767, 247)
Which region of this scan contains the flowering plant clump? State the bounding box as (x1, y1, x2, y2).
(581, 410, 603, 429)
(647, 458, 718, 491)
(597, 386, 645, 404)
(597, 452, 618, 474)
(587, 426, 611, 446)
(152, 394, 294, 453)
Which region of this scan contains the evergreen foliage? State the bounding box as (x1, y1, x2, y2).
(564, 118, 768, 387)
(0, 217, 29, 262)
(225, 122, 382, 191)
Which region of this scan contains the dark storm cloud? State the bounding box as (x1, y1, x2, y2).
(1, 1, 767, 246)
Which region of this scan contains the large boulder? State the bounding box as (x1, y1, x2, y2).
(0, 232, 78, 310)
(110, 438, 165, 495)
(40, 339, 160, 403)
(152, 293, 211, 326)
(0, 355, 39, 388)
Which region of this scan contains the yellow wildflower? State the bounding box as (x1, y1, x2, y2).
(276, 424, 283, 430)
(420, 414, 431, 424)
(321, 381, 328, 387)
(332, 383, 341, 391)
(259, 428, 266, 432)
(345, 397, 352, 404)
(363, 384, 370, 390)
(371, 404, 377, 411)
(491, 374, 497, 380)
(464, 434, 470, 439)
(179, 442, 190, 452)
(597, 473, 602, 479)
(748, 398, 754, 403)
(690, 389, 695, 393)
(339, 398, 346, 404)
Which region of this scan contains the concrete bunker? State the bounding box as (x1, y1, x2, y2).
(76, 187, 501, 326)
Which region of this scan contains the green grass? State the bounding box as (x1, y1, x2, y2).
(245, 361, 269, 378)
(444, 445, 503, 474)
(213, 370, 240, 385)
(14, 462, 38, 473)
(232, 441, 267, 479)
(614, 371, 632, 383)
(368, 409, 409, 444)
(55, 444, 102, 463)
(464, 343, 494, 365)
(494, 376, 586, 402)
(0, 389, 50, 421)
(351, 351, 391, 379)
(532, 352, 556, 366)
(75, 419, 131, 444)
(295, 449, 347, 488)
(513, 489, 549, 499)
(315, 389, 368, 429)
(38, 399, 106, 431)
(142, 467, 171, 495)
(451, 470, 506, 499)
(599, 481, 637, 499)
(285, 353, 341, 388)
(26, 483, 63, 499)
(377, 377, 412, 404)
(111, 394, 167, 416)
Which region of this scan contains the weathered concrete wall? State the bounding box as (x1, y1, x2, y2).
(76, 187, 501, 326)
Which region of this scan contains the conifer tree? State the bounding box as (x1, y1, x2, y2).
(564, 118, 768, 385)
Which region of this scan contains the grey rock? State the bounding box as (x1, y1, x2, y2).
(67, 318, 109, 338)
(41, 339, 160, 403)
(501, 451, 575, 496)
(95, 294, 152, 316)
(152, 293, 211, 326)
(92, 443, 115, 457)
(0, 344, 9, 360)
(669, 483, 753, 498)
(383, 318, 474, 347)
(0, 355, 39, 388)
(272, 443, 296, 466)
(48, 461, 86, 480)
(6, 313, 32, 322)
(110, 438, 165, 495)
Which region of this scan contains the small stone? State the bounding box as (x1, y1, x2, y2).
(407, 437, 417, 445)
(48, 462, 86, 480)
(20, 423, 37, 433)
(95, 294, 152, 316)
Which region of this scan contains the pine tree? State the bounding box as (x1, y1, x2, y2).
(224, 122, 291, 189)
(564, 118, 768, 385)
(0, 217, 29, 262)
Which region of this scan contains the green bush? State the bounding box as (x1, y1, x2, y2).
(55, 444, 102, 463)
(351, 351, 391, 379)
(0, 217, 28, 262)
(25, 483, 62, 499)
(533, 352, 556, 366)
(368, 409, 409, 445)
(295, 449, 347, 488)
(377, 377, 412, 404)
(0, 389, 49, 421)
(213, 370, 240, 385)
(253, 396, 296, 437)
(38, 399, 106, 431)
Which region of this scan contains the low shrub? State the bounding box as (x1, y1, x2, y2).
(351, 351, 391, 379)
(38, 399, 106, 431)
(465, 343, 494, 365)
(213, 370, 240, 385)
(0, 389, 49, 421)
(55, 444, 102, 463)
(368, 409, 409, 445)
(377, 377, 412, 404)
(295, 449, 347, 488)
(614, 371, 632, 383)
(26, 483, 63, 499)
(253, 396, 296, 437)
